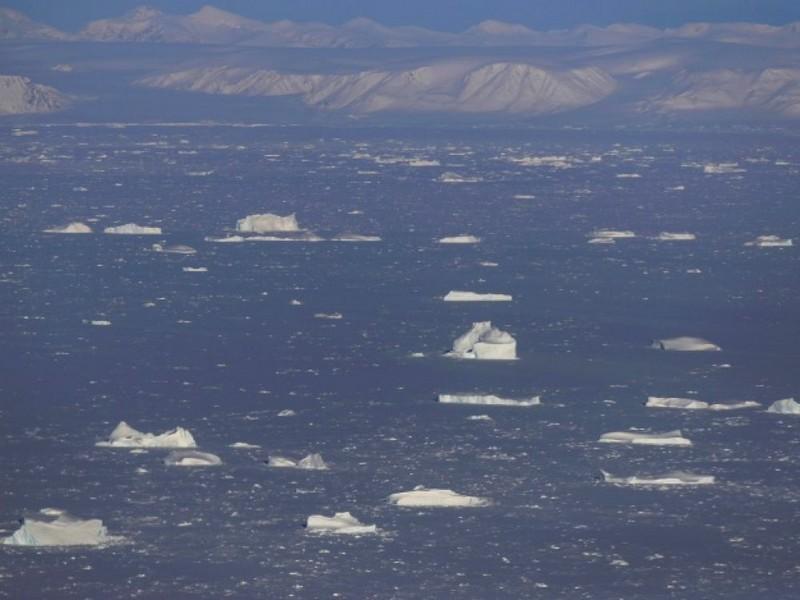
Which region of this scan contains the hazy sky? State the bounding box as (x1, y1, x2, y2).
(8, 0, 800, 32)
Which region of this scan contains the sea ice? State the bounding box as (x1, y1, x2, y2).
(598, 430, 692, 446)
(745, 235, 793, 247)
(588, 237, 615, 244)
(96, 421, 197, 448)
(443, 291, 512, 302)
(438, 235, 481, 244)
(182, 267, 208, 272)
(152, 243, 197, 255)
(236, 213, 299, 233)
(305, 512, 377, 535)
(229, 442, 261, 449)
(703, 162, 745, 174)
(43, 222, 92, 234)
(766, 398, 800, 415)
(314, 312, 343, 319)
(437, 172, 481, 183)
(164, 450, 222, 467)
(646, 396, 760, 410)
(266, 453, 329, 470)
(590, 229, 636, 239)
(600, 470, 714, 486)
(656, 232, 696, 241)
(331, 234, 382, 242)
(446, 321, 517, 360)
(3, 510, 114, 546)
(438, 394, 540, 407)
(388, 486, 490, 507)
(103, 223, 162, 235)
(651, 337, 721, 351)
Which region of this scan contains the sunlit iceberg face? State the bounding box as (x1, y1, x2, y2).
(446, 321, 517, 360)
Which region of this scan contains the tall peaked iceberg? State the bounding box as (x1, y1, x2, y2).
(96, 421, 197, 448)
(446, 321, 517, 360)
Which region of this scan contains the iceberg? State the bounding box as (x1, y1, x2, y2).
(446, 321, 517, 360)
(646, 396, 760, 411)
(236, 213, 300, 233)
(745, 235, 793, 247)
(3, 511, 114, 546)
(600, 470, 714, 486)
(388, 486, 490, 508)
(305, 512, 377, 535)
(443, 291, 512, 302)
(152, 243, 196, 255)
(588, 237, 615, 244)
(598, 430, 692, 446)
(314, 312, 343, 319)
(437, 172, 481, 183)
(438, 235, 481, 244)
(767, 398, 800, 415)
(590, 229, 636, 239)
(651, 337, 721, 351)
(437, 394, 540, 407)
(164, 450, 222, 467)
(43, 222, 92, 234)
(103, 223, 162, 235)
(96, 421, 197, 448)
(182, 267, 208, 272)
(331, 234, 382, 242)
(703, 163, 745, 174)
(656, 232, 696, 241)
(229, 442, 261, 449)
(266, 453, 329, 470)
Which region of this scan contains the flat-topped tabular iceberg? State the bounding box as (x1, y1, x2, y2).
(152, 243, 196, 255)
(331, 234, 382, 242)
(767, 398, 800, 415)
(598, 430, 692, 446)
(438, 235, 481, 244)
(266, 453, 328, 470)
(44, 222, 92, 234)
(236, 213, 300, 233)
(651, 337, 721, 351)
(3, 510, 114, 546)
(443, 291, 512, 302)
(305, 512, 377, 535)
(646, 396, 760, 411)
(591, 229, 636, 239)
(600, 470, 714, 486)
(446, 321, 517, 360)
(104, 223, 162, 235)
(745, 235, 793, 247)
(164, 450, 222, 467)
(96, 421, 197, 448)
(388, 486, 490, 507)
(437, 394, 540, 407)
(656, 232, 696, 241)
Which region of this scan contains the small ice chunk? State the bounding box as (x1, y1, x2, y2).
(266, 453, 328, 470)
(656, 232, 696, 241)
(90, 320, 111, 326)
(236, 213, 299, 233)
(601, 470, 714, 486)
(44, 222, 92, 234)
(305, 512, 377, 535)
(438, 394, 540, 407)
(104, 223, 162, 235)
(438, 235, 481, 244)
(152, 243, 196, 255)
(437, 172, 481, 183)
(588, 237, 615, 244)
(314, 312, 343, 320)
(647, 396, 760, 411)
(277, 409, 296, 417)
(331, 234, 382, 242)
(443, 291, 512, 302)
(767, 398, 800, 415)
(598, 430, 692, 446)
(446, 321, 517, 360)
(651, 337, 721, 351)
(745, 235, 793, 248)
(591, 229, 636, 239)
(164, 450, 222, 467)
(3, 513, 114, 546)
(388, 486, 490, 507)
(96, 421, 197, 448)
(704, 162, 744, 174)
(229, 442, 261, 449)
(182, 267, 208, 272)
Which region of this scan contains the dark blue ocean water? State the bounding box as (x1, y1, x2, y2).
(1, 125, 798, 598)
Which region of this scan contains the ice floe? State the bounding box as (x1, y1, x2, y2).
(443, 291, 512, 302)
(314, 312, 343, 320)
(588, 237, 616, 244)
(96, 421, 197, 448)
(331, 234, 382, 242)
(229, 442, 261, 449)
(437, 172, 481, 183)
(745, 235, 793, 247)
(182, 267, 208, 272)
(103, 223, 162, 235)
(43, 222, 92, 234)
(646, 396, 760, 411)
(651, 337, 721, 351)
(446, 321, 517, 360)
(266, 453, 329, 470)
(164, 450, 222, 467)
(703, 162, 745, 174)
(600, 470, 714, 486)
(437, 394, 540, 407)
(438, 235, 481, 244)
(3, 510, 115, 547)
(591, 229, 636, 239)
(598, 430, 692, 446)
(655, 232, 696, 241)
(304, 512, 377, 535)
(90, 320, 111, 326)
(388, 486, 490, 507)
(206, 232, 323, 243)
(766, 398, 800, 415)
(236, 213, 300, 233)
(152, 243, 197, 255)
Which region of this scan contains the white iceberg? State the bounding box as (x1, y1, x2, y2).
(438, 235, 481, 244)
(96, 421, 197, 448)
(646, 396, 760, 411)
(767, 398, 800, 415)
(703, 162, 745, 174)
(651, 337, 721, 351)
(236, 213, 299, 233)
(745, 235, 793, 248)
(205, 235, 245, 243)
(331, 234, 382, 242)
(305, 512, 377, 535)
(314, 312, 343, 320)
(588, 237, 616, 244)
(90, 320, 111, 327)
(437, 394, 540, 407)
(164, 450, 222, 467)
(437, 172, 481, 183)
(103, 223, 162, 235)
(591, 229, 636, 239)
(443, 291, 512, 302)
(598, 430, 692, 446)
(182, 267, 208, 272)
(229, 442, 261, 449)
(3, 511, 114, 547)
(44, 222, 92, 234)
(152, 243, 196, 255)
(266, 453, 328, 470)
(388, 486, 490, 508)
(446, 321, 517, 360)
(600, 470, 714, 486)
(656, 232, 696, 241)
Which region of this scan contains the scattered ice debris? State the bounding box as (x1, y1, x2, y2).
(3, 510, 115, 546)
(277, 409, 296, 417)
(229, 442, 261, 449)
(508, 155, 572, 168)
(766, 398, 800, 415)
(236, 213, 300, 233)
(591, 229, 636, 239)
(437, 172, 481, 183)
(467, 414, 494, 421)
(656, 232, 696, 241)
(438, 235, 481, 244)
(152, 243, 196, 255)
(164, 450, 222, 467)
(96, 421, 197, 448)
(314, 312, 343, 320)
(703, 162, 745, 174)
(651, 337, 721, 352)
(598, 430, 692, 446)
(43, 222, 92, 234)
(305, 512, 377, 535)
(745, 235, 793, 247)
(438, 394, 540, 407)
(90, 320, 111, 327)
(446, 321, 517, 360)
(388, 486, 490, 508)
(266, 453, 328, 470)
(600, 470, 714, 486)
(331, 234, 382, 242)
(616, 173, 642, 178)
(103, 223, 162, 235)
(646, 396, 760, 411)
(182, 267, 208, 272)
(443, 291, 512, 302)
